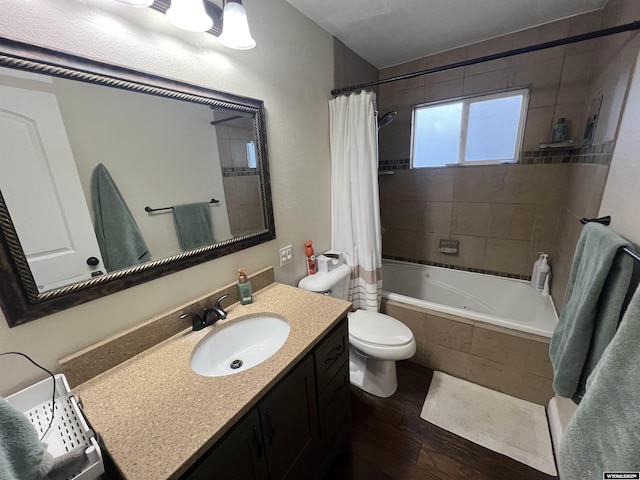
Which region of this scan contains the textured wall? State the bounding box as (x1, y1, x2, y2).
(600, 48, 640, 247)
(0, 0, 334, 395)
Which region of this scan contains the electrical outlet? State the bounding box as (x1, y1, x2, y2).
(279, 245, 293, 266)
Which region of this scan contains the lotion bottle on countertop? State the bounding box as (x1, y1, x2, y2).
(237, 268, 253, 305)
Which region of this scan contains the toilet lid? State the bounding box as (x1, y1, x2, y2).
(347, 310, 414, 347)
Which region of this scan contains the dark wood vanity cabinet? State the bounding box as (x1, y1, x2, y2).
(183, 318, 349, 480)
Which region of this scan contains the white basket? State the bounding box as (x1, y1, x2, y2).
(5, 374, 104, 480)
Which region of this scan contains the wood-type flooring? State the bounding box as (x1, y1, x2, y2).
(323, 361, 558, 480)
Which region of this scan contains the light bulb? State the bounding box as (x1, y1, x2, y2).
(218, 1, 255, 50)
(166, 0, 213, 32)
(114, 0, 154, 7)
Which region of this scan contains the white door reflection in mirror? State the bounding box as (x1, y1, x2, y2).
(0, 86, 104, 292)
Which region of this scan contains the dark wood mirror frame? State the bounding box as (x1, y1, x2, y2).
(0, 37, 275, 327)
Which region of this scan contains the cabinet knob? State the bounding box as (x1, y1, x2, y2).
(86, 256, 100, 266)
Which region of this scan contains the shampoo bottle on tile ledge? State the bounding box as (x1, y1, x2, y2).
(237, 268, 253, 305)
(535, 255, 551, 292)
(530, 253, 544, 289)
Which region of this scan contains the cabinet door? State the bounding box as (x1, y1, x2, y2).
(260, 355, 320, 480)
(318, 361, 350, 457)
(314, 319, 348, 393)
(184, 409, 268, 480)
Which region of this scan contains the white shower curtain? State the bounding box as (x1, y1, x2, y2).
(329, 90, 382, 311)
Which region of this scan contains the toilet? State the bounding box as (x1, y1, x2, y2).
(298, 263, 416, 398)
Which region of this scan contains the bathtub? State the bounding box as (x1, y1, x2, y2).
(382, 260, 558, 338)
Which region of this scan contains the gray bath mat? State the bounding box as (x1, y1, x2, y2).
(420, 371, 557, 476)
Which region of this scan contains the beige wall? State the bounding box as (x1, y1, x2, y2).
(333, 38, 378, 93)
(377, 3, 640, 301)
(0, 0, 334, 395)
(600, 45, 640, 245)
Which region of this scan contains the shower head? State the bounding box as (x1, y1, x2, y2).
(377, 111, 397, 129)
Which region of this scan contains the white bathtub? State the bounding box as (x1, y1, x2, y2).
(382, 260, 558, 337)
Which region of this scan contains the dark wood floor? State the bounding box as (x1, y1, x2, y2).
(323, 361, 558, 480)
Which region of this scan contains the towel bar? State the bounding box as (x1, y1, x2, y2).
(580, 216, 640, 262)
(145, 198, 220, 213)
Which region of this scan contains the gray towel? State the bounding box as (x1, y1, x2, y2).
(559, 284, 640, 479)
(91, 163, 151, 272)
(549, 222, 633, 401)
(0, 397, 45, 480)
(172, 202, 214, 251)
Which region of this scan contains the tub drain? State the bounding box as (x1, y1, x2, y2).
(230, 359, 243, 369)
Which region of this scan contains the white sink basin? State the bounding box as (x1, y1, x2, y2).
(190, 316, 290, 377)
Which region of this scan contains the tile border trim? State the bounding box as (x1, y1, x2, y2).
(384, 255, 531, 280)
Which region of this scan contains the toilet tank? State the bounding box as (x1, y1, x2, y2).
(297, 264, 351, 301)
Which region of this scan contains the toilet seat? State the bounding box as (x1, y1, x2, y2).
(347, 310, 413, 346)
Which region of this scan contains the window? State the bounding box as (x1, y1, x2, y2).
(246, 141, 257, 168)
(411, 88, 529, 168)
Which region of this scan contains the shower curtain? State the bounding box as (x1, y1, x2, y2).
(329, 90, 382, 311)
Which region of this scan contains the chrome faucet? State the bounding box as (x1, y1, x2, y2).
(180, 294, 230, 331)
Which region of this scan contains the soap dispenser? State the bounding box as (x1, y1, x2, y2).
(237, 268, 253, 305)
(530, 253, 544, 289)
(536, 255, 551, 292)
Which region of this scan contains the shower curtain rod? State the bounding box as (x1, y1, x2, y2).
(331, 20, 640, 96)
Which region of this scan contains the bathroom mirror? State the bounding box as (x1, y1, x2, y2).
(0, 37, 275, 327)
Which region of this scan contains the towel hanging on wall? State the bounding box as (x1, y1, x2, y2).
(549, 222, 633, 401)
(91, 163, 151, 272)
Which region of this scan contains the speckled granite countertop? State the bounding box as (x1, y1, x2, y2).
(74, 283, 351, 480)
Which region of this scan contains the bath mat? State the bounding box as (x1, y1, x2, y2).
(420, 372, 557, 476)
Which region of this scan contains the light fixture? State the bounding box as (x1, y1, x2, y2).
(218, 0, 255, 50)
(115, 0, 155, 7)
(166, 0, 214, 32)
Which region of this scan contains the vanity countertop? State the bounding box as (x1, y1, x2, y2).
(73, 282, 351, 480)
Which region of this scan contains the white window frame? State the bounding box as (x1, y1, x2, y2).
(410, 88, 530, 168)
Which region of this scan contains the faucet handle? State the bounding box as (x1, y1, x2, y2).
(180, 312, 206, 331)
(215, 294, 230, 309)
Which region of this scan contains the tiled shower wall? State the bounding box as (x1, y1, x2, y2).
(376, 0, 640, 306)
(379, 163, 568, 279)
(215, 116, 265, 237)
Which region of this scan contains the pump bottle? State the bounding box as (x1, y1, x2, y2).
(534, 254, 551, 292)
(237, 268, 253, 305)
(530, 253, 544, 289)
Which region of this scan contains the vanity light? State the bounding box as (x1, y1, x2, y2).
(166, 0, 214, 32)
(218, 0, 256, 50)
(115, 0, 155, 6)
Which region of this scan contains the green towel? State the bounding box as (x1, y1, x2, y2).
(0, 397, 45, 480)
(172, 202, 214, 251)
(549, 222, 633, 400)
(91, 163, 151, 272)
(559, 283, 640, 479)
